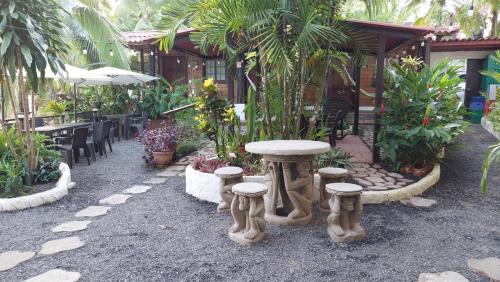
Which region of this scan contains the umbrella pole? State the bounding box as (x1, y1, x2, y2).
(73, 83, 77, 122)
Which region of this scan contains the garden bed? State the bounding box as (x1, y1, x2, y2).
(0, 163, 75, 212)
(481, 117, 500, 140)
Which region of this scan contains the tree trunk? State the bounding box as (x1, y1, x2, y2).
(491, 10, 498, 38)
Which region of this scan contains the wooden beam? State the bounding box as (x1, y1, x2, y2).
(363, 28, 416, 39)
(373, 34, 385, 162)
(149, 48, 156, 76)
(423, 39, 431, 65)
(353, 63, 361, 135)
(140, 48, 144, 73)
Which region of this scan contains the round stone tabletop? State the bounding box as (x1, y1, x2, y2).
(325, 183, 363, 194)
(232, 182, 267, 196)
(214, 166, 243, 178)
(318, 167, 349, 176)
(245, 140, 330, 156)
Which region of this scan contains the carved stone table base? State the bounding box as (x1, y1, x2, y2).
(326, 183, 365, 243)
(228, 183, 267, 246)
(214, 166, 244, 213)
(263, 155, 315, 226)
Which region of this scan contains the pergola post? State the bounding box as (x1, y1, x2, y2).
(353, 63, 361, 135)
(423, 39, 431, 66)
(149, 47, 156, 76)
(140, 48, 145, 74)
(236, 55, 245, 103)
(373, 34, 386, 162)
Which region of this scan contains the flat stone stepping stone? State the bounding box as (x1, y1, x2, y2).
(143, 177, 167, 184)
(166, 165, 186, 171)
(99, 194, 131, 205)
(467, 257, 500, 281)
(24, 269, 81, 282)
(51, 221, 91, 233)
(38, 237, 84, 255)
(0, 251, 35, 271)
(387, 172, 404, 178)
(401, 197, 437, 208)
(75, 206, 111, 217)
(156, 170, 178, 177)
(365, 176, 385, 183)
(123, 185, 152, 194)
(418, 271, 469, 282)
(355, 178, 372, 187)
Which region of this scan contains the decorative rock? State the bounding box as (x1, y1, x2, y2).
(24, 269, 81, 282)
(372, 164, 382, 169)
(38, 237, 85, 255)
(355, 179, 372, 187)
(352, 167, 368, 172)
(122, 185, 152, 194)
(51, 221, 91, 233)
(157, 170, 179, 177)
(214, 166, 244, 212)
(143, 177, 167, 184)
(387, 172, 404, 179)
(366, 176, 385, 183)
(418, 271, 469, 282)
(353, 173, 369, 178)
(75, 206, 110, 217)
(384, 176, 396, 183)
(228, 182, 267, 245)
(325, 183, 365, 243)
(0, 251, 35, 272)
(99, 194, 131, 205)
(467, 257, 500, 281)
(400, 197, 437, 208)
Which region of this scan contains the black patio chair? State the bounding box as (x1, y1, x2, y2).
(55, 127, 91, 166)
(103, 120, 112, 153)
(128, 115, 145, 138)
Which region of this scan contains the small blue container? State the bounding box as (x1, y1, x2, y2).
(470, 102, 484, 111)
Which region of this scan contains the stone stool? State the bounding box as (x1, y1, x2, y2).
(318, 167, 350, 212)
(228, 182, 267, 245)
(214, 166, 244, 212)
(325, 183, 365, 243)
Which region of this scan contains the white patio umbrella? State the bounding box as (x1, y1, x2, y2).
(43, 64, 113, 122)
(88, 67, 158, 85)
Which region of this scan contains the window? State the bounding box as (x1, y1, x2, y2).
(205, 59, 226, 81)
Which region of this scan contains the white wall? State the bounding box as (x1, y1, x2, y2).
(430, 50, 496, 66)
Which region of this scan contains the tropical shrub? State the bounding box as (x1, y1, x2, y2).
(377, 57, 467, 169)
(141, 79, 192, 119)
(488, 104, 500, 132)
(316, 148, 352, 169)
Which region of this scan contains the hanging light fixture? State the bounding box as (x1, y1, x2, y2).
(467, 1, 474, 17)
(421, 41, 425, 47)
(176, 58, 180, 64)
(109, 48, 114, 57)
(150, 50, 154, 56)
(411, 45, 416, 50)
(202, 61, 206, 66)
(83, 48, 88, 55)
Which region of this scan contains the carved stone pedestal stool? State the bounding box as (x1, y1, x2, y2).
(325, 183, 365, 243)
(318, 167, 350, 213)
(228, 182, 267, 246)
(214, 166, 244, 212)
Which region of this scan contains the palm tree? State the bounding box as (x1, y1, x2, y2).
(60, 0, 130, 69)
(155, 0, 351, 140)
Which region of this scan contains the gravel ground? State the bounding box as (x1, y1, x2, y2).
(1, 124, 499, 282)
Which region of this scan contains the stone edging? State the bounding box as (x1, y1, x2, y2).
(361, 163, 441, 204)
(185, 164, 440, 205)
(0, 163, 75, 212)
(481, 117, 500, 140)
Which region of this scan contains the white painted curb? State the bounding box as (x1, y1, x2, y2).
(361, 164, 441, 204)
(481, 117, 500, 140)
(0, 163, 75, 212)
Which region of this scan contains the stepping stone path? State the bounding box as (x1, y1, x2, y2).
(39, 236, 84, 255)
(143, 177, 166, 184)
(123, 185, 152, 194)
(0, 251, 35, 271)
(75, 206, 111, 217)
(467, 257, 500, 281)
(51, 221, 91, 233)
(156, 170, 179, 177)
(166, 165, 186, 171)
(24, 269, 81, 282)
(350, 162, 415, 191)
(418, 271, 469, 282)
(400, 197, 437, 208)
(99, 194, 131, 205)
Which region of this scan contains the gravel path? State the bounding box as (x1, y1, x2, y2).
(1, 125, 499, 282)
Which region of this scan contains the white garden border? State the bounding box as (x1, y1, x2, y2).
(481, 117, 500, 140)
(185, 164, 440, 205)
(0, 163, 75, 212)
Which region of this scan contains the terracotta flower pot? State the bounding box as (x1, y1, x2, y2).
(152, 151, 173, 166)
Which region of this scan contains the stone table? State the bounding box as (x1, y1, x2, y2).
(246, 140, 330, 225)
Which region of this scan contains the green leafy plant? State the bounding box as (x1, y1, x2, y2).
(44, 100, 68, 116)
(377, 58, 467, 171)
(316, 148, 352, 169)
(141, 79, 191, 119)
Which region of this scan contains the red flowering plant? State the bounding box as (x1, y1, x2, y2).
(377, 57, 467, 173)
(140, 121, 180, 162)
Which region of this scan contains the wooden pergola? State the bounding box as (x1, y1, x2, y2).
(123, 19, 435, 162)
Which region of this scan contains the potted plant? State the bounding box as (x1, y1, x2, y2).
(140, 121, 180, 166)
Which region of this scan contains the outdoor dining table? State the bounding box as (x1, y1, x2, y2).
(245, 140, 330, 226)
(28, 122, 91, 138)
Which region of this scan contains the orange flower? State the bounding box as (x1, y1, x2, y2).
(422, 116, 430, 126)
